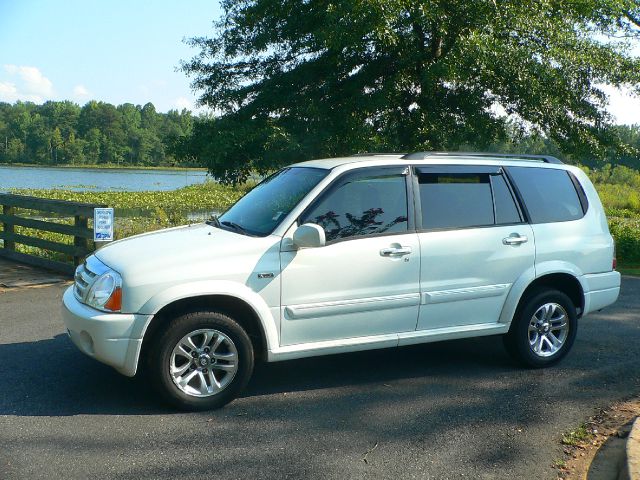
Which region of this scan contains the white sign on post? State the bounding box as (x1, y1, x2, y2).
(94, 207, 114, 242)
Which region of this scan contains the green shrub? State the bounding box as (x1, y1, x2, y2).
(609, 216, 640, 265)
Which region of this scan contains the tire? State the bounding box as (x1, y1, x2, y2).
(503, 288, 577, 368)
(148, 310, 254, 410)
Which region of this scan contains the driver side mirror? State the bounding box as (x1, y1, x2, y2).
(292, 223, 326, 248)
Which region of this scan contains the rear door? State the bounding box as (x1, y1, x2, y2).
(414, 166, 535, 330)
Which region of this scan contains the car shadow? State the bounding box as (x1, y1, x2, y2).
(1, 304, 639, 419)
(0, 332, 517, 417)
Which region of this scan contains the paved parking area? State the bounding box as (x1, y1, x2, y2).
(0, 257, 69, 288)
(0, 278, 639, 479)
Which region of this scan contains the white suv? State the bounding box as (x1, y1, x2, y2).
(62, 152, 621, 410)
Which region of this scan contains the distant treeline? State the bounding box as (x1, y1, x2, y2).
(0, 100, 194, 167)
(1, 100, 639, 171)
(477, 122, 640, 171)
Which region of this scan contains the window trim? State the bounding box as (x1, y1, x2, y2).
(297, 165, 415, 245)
(490, 170, 525, 225)
(568, 171, 589, 214)
(412, 166, 526, 233)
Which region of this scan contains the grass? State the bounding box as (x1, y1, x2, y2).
(553, 458, 567, 469)
(10, 180, 248, 214)
(561, 424, 593, 446)
(617, 265, 640, 276)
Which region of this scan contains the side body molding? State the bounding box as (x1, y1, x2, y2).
(136, 280, 280, 351)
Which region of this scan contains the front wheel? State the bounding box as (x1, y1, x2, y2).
(503, 289, 577, 368)
(148, 310, 254, 410)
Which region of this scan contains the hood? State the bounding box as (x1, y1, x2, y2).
(94, 223, 279, 286)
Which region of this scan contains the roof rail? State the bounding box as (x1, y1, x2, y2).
(401, 151, 563, 164)
(350, 152, 407, 157)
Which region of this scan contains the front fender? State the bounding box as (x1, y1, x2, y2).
(136, 280, 279, 351)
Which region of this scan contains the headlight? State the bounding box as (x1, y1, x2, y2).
(86, 270, 123, 312)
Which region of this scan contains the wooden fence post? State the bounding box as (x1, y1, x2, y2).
(2, 205, 15, 251)
(74, 215, 88, 266)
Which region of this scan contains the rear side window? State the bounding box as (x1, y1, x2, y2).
(507, 167, 584, 223)
(417, 170, 523, 230)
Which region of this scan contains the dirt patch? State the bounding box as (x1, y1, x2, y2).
(555, 397, 640, 479)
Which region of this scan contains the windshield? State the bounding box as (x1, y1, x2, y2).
(218, 167, 329, 236)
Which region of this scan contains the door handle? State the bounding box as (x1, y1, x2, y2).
(502, 234, 528, 245)
(380, 246, 412, 257)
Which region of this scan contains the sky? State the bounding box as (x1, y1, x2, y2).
(0, 0, 639, 123)
(0, 0, 221, 112)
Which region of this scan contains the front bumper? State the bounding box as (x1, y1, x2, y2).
(61, 286, 152, 377)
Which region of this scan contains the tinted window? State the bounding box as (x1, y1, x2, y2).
(219, 167, 328, 236)
(301, 170, 408, 242)
(491, 174, 522, 224)
(419, 173, 494, 229)
(507, 167, 584, 223)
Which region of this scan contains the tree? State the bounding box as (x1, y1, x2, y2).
(50, 127, 63, 164)
(25, 113, 50, 164)
(83, 128, 102, 164)
(141, 102, 159, 131)
(5, 138, 25, 163)
(63, 131, 84, 165)
(181, 0, 640, 183)
(0, 100, 199, 167)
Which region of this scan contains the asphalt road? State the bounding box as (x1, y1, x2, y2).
(0, 279, 639, 480)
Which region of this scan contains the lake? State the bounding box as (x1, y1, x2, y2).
(0, 165, 209, 192)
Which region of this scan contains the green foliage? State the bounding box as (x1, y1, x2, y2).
(561, 424, 593, 446)
(553, 459, 567, 469)
(579, 164, 640, 265)
(609, 217, 640, 264)
(598, 184, 640, 212)
(0, 100, 194, 167)
(10, 181, 247, 216)
(180, 0, 640, 183)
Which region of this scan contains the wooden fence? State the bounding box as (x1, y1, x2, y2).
(0, 194, 106, 275)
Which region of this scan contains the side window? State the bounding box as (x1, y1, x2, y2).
(507, 167, 584, 223)
(491, 174, 522, 224)
(300, 170, 409, 242)
(418, 173, 494, 229)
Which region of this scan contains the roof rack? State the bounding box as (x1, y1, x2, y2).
(401, 151, 563, 164)
(350, 152, 407, 157)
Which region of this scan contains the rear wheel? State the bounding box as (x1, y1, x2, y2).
(503, 288, 577, 367)
(148, 310, 254, 410)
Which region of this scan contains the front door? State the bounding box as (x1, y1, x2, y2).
(280, 166, 421, 346)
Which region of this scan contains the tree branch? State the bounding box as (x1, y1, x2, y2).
(624, 10, 640, 28)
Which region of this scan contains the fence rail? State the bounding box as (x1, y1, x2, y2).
(0, 194, 106, 275)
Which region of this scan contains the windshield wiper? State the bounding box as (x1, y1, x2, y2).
(220, 220, 251, 236)
(206, 214, 221, 228)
